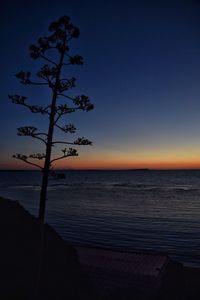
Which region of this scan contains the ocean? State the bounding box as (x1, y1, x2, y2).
(0, 169, 199, 267)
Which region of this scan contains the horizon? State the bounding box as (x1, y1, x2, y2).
(2, 167, 200, 171)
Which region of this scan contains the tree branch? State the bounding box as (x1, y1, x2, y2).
(29, 153, 46, 160)
(54, 112, 62, 125)
(35, 132, 48, 137)
(50, 148, 78, 164)
(52, 137, 92, 146)
(17, 127, 47, 145)
(9, 95, 50, 115)
(55, 123, 76, 133)
(32, 136, 47, 145)
(58, 93, 75, 101)
(55, 123, 77, 132)
(54, 104, 76, 124)
(29, 81, 49, 86)
(13, 154, 43, 170)
(74, 137, 92, 145)
(52, 141, 74, 145)
(41, 55, 57, 66)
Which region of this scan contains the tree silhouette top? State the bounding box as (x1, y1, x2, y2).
(9, 16, 94, 224)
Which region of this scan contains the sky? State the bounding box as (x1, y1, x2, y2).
(1, 0, 200, 170)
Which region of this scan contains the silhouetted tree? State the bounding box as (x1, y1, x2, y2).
(9, 16, 93, 226)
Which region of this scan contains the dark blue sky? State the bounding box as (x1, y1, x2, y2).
(1, 0, 200, 169)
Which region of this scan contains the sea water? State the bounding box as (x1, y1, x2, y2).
(0, 169, 199, 267)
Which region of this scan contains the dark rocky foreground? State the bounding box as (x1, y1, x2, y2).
(0, 196, 199, 300)
(0, 197, 96, 300)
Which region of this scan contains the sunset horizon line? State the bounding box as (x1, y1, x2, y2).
(1, 167, 200, 171)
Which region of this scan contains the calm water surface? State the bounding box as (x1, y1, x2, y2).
(0, 170, 200, 267)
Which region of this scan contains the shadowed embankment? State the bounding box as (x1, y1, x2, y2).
(0, 197, 96, 300)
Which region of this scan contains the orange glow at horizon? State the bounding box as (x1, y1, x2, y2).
(55, 160, 200, 170)
(2, 148, 200, 170)
(2, 159, 200, 170)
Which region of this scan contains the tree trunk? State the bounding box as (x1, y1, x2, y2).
(36, 44, 66, 299)
(38, 45, 66, 225)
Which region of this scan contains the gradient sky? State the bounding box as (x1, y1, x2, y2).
(1, 0, 200, 169)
